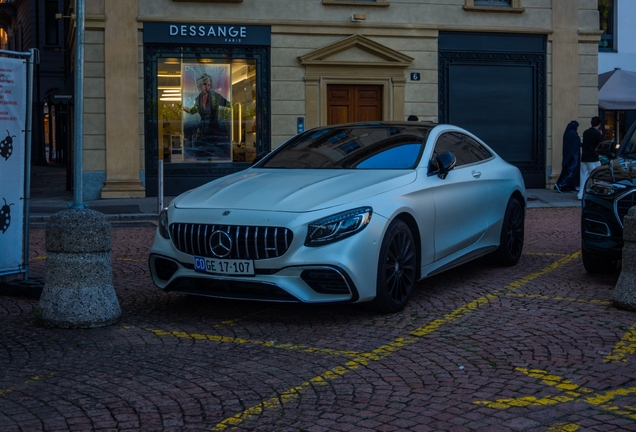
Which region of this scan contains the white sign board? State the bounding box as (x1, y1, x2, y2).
(0, 57, 26, 275)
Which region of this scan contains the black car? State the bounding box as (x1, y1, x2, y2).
(581, 120, 636, 273)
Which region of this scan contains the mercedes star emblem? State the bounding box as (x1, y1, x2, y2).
(209, 230, 232, 258)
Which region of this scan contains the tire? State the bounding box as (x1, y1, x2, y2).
(368, 219, 417, 314)
(490, 197, 525, 266)
(582, 249, 618, 274)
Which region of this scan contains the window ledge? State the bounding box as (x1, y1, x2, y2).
(463, 5, 524, 13)
(323, 0, 390, 7)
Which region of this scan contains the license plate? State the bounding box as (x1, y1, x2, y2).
(194, 256, 254, 276)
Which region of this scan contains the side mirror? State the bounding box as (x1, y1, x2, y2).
(596, 140, 617, 160)
(436, 151, 457, 179)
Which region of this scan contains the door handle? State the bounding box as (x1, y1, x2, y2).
(472, 170, 482, 178)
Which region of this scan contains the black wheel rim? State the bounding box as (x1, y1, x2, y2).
(505, 203, 524, 260)
(383, 229, 416, 305)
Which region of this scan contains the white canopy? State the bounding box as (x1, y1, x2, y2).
(598, 68, 636, 110)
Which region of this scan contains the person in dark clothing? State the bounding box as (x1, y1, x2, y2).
(407, 115, 419, 121)
(577, 116, 603, 199)
(555, 120, 580, 193)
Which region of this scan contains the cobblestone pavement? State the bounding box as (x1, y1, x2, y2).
(1, 207, 634, 431)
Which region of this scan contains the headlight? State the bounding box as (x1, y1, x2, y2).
(587, 179, 627, 197)
(158, 208, 170, 239)
(305, 207, 372, 247)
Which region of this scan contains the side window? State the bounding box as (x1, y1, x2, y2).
(463, 135, 493, 162)
(429, 132, 493, 174)
(429, 133, 462, 174)
(431, 133, 471, 167)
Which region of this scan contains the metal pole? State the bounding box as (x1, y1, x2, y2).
(23, 49, 35, 280)
(71, 0, 86, 209)
(158, 160, 164, 213)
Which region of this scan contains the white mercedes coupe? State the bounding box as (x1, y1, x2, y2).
(149, 122, 526, 313)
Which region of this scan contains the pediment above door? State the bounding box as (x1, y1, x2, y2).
(298, 34, 413, 68)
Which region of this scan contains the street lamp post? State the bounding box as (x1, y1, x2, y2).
(71, 0, 85, 209)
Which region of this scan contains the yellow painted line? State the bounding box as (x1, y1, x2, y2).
(547, 423, 580, 432)
(523, 252, 570, 257)
(506, 293, 611, 306)
(30, 256, 47, 261)
(214, 309, 272, 328)
(475, 368, 636, 421)
(604, 322, 636, 363)
(0, 373, 55, 397)
(209, 252, 581, 430)
(475, 394, 576, 409)
(148, 329, 362, 358)
(517, 368, 594, 394)
(116, 258, 147, 263)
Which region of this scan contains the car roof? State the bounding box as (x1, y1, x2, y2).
(307, 121, 439, 133)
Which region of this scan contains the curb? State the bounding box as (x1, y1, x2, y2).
(29, 213, 159, 223)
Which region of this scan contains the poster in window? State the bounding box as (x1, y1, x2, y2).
(181, 62, 232, 162)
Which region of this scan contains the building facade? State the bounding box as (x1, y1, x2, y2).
(0, 0, 67, 169)
(598, 0, 636, 142)
(75, 0, 601, 199)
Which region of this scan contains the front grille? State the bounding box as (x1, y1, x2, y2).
(170, 223, 293, 260)
(615, 189, 636, 227)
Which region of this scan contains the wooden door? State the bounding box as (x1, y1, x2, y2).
(327, 85, 382, 125)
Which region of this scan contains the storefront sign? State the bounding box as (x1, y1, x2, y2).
(144, 22, 270, 46)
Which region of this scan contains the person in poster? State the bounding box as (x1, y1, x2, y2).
(182, 66, 231, 161)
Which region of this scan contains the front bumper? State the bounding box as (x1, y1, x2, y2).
(149, 254, 360, 303)
(148, 209, 388, 304)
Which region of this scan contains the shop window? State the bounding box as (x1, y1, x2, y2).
(0, 28, 7, 51)
(598, 0, 615, 52)
(464, 0, 523, 13)
(157, 57, 258, 164)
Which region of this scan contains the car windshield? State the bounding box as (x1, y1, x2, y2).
(620, 121, 636, 159)
(258, 124, 431, 169)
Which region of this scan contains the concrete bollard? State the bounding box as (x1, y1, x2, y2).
(613, 206, 636, 310)
(39, 209, 121, 328)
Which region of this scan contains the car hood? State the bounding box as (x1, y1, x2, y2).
(173, 169, 417, 212)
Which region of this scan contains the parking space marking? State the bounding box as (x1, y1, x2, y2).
(208, 251, 581, 430)
(547, 423, 580, 431)
(0, 373, 55, 397)
(506, 292, 611, 306)
(474, 367, 636, 421)
(604, 322, 636, 363)
(116, 257, 147, 263)
(148, 329, 363, 358)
